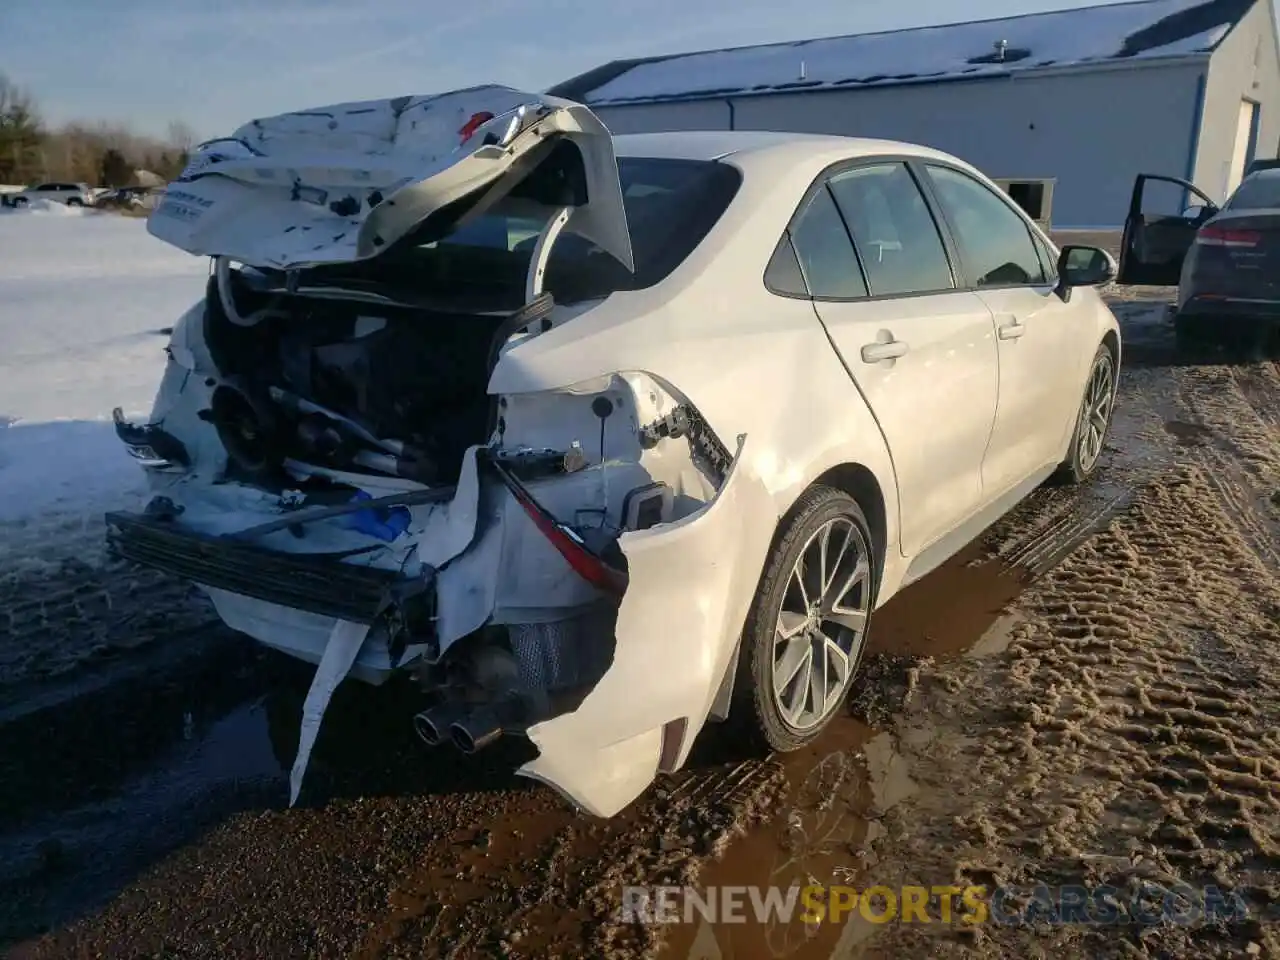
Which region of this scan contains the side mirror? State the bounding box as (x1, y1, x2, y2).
(1182, 203, 1217, 220)
(1055, 245, 1116, 299)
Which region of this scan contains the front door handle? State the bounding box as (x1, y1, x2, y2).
(997, 319, 1027, 340)
(861, 339, 909, 363)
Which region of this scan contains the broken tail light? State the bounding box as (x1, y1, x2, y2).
(1197, 226, 1262, 248)
(485, 454, 628, 596)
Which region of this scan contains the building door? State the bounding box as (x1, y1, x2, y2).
(1227, 99, 1261, 197)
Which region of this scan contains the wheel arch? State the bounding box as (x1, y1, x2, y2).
(707, 458, 889, 723)
(810, 462, 887, 597)
(1101, 327, 1121, 369)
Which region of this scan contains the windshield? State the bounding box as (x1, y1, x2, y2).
(1226, 174, 1280, 211)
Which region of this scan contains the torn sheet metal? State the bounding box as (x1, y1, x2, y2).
(518, 436, 779, 816)
(289, 618, 371, 806)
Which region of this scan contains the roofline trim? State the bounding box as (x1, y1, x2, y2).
(583, 51, 1213, 108)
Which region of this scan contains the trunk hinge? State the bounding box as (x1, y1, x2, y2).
(524, 205, 572, 304)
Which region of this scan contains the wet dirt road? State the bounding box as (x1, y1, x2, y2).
(3, 297, 1279, 960)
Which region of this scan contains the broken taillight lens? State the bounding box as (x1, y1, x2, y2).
(1197, 226, 1262, 247)
(459, 111, 495, 145)
(486, 456, 628, 596)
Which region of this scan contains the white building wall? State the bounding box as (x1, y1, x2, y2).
(594, 61, 1205, 228)
(1196, 0, 1280, 202)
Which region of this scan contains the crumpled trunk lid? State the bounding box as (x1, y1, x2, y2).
(147, 85, 634, 274)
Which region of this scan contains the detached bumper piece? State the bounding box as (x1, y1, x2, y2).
(105, 510, 411, 624)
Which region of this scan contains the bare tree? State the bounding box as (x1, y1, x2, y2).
(167, 120, 197, 155)
(0, 73, 44, 184)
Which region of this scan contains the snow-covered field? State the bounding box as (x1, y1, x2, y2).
(0, 206, 209, 565)
(0, 208, 214, 689)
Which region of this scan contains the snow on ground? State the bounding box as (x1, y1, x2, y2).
(0, 210, 215, 691)
(0, 209, 209, 567)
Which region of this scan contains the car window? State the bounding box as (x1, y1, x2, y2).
(296, 157, 743, 305)
(787, 187, 868, 299)
(34, 184, 54, 192)
(826, 163, 954, 297)
(1225, 174, 1280, 210)
(925, 165, 1046, 287)
(764, 233, 809, 297)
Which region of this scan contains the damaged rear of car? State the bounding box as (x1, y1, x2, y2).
(106, 85, 759, 816)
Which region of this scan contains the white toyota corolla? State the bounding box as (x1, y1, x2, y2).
(107, 85, 1121, 817)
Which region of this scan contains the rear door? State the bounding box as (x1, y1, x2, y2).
(1117, 174, 1217, 286)
(776, 159, 1000, 558)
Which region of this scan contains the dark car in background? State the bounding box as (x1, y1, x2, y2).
(1117, 168, 1280, 358)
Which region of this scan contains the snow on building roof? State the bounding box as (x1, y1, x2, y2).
(550, 0, 1254, 106)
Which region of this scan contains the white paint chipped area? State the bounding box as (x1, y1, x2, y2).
(858, 316, 1280, 958)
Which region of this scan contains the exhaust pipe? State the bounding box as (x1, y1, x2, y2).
(450, 704, 515, 755)
(412, 704, 469, 747)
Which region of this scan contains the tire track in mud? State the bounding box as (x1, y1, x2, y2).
(862, 365, 1280, 958)
(1165, 360, 1280, 570)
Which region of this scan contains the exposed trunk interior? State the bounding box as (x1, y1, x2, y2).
(202, 271, 508, 489)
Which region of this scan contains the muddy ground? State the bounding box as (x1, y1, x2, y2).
(2, 278, 1279, 958)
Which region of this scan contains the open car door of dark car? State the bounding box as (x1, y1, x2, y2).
(1117, 174, 1218, 286)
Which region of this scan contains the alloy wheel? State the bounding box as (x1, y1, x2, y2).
(771, 516, 872, 731)
(1077, 353, 1115, 472)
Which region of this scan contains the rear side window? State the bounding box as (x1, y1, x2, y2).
(788, 188, 868, 299)
(925, 165, 1046, 287)
(764, 234, 809, 297)
(827, 163, 954, 297)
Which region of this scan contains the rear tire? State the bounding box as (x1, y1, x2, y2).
(66, 198, 83, 208)
(734, 486, 876, 752)
(1054, 343, 1117, 485)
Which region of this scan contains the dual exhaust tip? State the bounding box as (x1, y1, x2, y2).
(413, 704, 505, 754)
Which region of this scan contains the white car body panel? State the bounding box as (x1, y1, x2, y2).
(976, 286, 1096, 496)
(115, 105, 1121, 817)
(811, 292, 999, 559)
(146, 85, 634, 273)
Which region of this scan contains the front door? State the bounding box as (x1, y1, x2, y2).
(921, 163, 1086, 493)
(779, 160, 1000, 558)
(1117, 174, 1217, 287)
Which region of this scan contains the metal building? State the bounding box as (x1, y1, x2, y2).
(550, 0, 1280, 228)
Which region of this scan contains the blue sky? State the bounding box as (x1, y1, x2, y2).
(2, 0, 1159, 138)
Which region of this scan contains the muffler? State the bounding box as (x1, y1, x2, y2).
(412, 704, 469, 747)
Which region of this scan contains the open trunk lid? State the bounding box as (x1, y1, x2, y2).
(147, 85, 634, 274)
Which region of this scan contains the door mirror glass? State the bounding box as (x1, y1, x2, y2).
(1058, 245, 1116, 287)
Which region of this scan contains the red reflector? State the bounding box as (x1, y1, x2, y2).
(458, 111, 495, 144)
(1197, 226, 1262, 247)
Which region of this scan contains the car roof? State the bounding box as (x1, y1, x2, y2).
(611, 130, 959, 166)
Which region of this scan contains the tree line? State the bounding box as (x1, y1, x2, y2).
(0, 73, 198, 187)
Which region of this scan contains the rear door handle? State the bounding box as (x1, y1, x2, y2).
(997, 319, 1027, 340)
(860, 339, 909, 363)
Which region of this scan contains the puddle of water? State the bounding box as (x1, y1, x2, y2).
(657, 548, 1027, 960)
(0, 692, 286, 944)
(1164, 420, 1216, 447)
